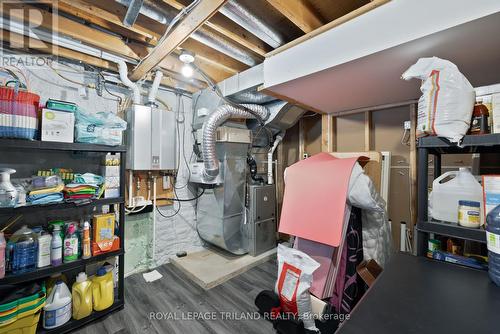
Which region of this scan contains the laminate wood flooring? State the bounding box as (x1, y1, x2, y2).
(74, 259, 277, 334)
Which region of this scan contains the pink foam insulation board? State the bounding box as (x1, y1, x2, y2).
(279, 152, 358, 247)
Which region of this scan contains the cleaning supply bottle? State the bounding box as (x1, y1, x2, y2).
(0, 232, 5, 279)
(72, 272, 93, 320)
(92, 267, 114, 311)
(486, 204, 500, 286)
(51, 225, 63, 266)
(430, 168, 483, 223)
(9, 225, 38, 274)
(37, 232, 52, 268)
(63, 224, 78, 263)
(43, 280, 72, 329)
(81, 220, 91, 259)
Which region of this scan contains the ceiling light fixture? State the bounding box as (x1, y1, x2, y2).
(179, 50, 195, 64)
(179, 50, 195, 78)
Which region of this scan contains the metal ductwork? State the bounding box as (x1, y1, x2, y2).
(219, 0, 284, 48)
(202, 104, 269, 179)
(116, 0, 258, 66)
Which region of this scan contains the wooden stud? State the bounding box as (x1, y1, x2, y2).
(409, 103, 418, 241)
(364, 110, 372, 151)
(321, 114, 336, 152)
(130, 0, 228, 81)
(299, 118, 305, 160)
(265, 0, 324, 33)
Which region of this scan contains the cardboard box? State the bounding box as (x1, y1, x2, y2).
(41, 108, 75, 143)
(483, 175, 500, 219)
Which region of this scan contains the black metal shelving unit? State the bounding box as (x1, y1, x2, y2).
(415, 134, 500, 256)
(0, 138, 126, 333)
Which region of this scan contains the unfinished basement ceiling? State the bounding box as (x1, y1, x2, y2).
(0, 0, 372, 93)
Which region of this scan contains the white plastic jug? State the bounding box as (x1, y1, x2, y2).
(43, 280, 72, 329)
(430, 168, 483, 224)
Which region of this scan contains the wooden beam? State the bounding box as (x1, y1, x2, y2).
(265, 0, 323, 33)
(266, 0, 390, 57)
(364, 110, 372, 151)
(409, 103, 418, 244)
(162, 0, 271, 56)
(60, 0, 239, 81)
(321, 114, 336, 152)
(2, 29, 197, 93)
(0, 2, 147, 59)
(130, 0, 228, 81)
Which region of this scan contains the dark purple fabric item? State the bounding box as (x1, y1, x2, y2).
(330, 207, 365, 314)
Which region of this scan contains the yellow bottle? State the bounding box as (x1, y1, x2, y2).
(72, 272, 93, 320)
(92, 268, 114, 311)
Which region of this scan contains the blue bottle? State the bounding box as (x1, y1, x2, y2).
(8, 225, 38, 274)
(486, 204, 500, 286)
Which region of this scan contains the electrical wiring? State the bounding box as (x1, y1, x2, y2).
(48, 62, 94, 88)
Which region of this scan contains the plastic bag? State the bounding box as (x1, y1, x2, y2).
(275, 244, 320, 331)
(74, 108, 127, 146)
(402, 57, 475, 143)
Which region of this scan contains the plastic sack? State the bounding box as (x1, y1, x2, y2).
(275, 244, 320, 331)
(74, 108, 126, 146)
(402, 57, 475, 143)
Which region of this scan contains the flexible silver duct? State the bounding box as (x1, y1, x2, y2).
(228, 90, 277, 104)
(202, 104, 269, 179)
(116, 0, 257, 66)
(219, 0, 284, 49)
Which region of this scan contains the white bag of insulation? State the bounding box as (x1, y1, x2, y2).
(402, 57, 475, 143)
(275, 244, 320, 331)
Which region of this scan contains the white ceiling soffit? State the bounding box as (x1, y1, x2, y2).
(262, 0, 500, 113)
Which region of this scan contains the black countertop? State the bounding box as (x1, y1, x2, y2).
(336, 253, 500, 334)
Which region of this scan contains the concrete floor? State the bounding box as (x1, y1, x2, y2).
(74, 259, 277, 334)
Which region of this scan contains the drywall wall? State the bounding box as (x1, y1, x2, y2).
(0, 56, 202, 275)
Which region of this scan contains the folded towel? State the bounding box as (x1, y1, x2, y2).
(29, 184, 64, 196)
(27, 192, 64, 205)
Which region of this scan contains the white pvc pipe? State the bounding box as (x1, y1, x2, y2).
(128, 171, 134, 208)
(267, 134, 284, 184)
(116, 59, 140, 104)
(148, 70, 163, 105)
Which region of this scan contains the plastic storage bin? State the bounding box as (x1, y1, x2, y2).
(0, 86, 40, 140)
(0, 282, 46, 334)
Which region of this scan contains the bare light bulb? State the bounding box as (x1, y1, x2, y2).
(181, 64, 193, 78)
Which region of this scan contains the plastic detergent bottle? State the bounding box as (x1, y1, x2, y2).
(0, 232, 5, 279)
(63, 224, 79, 263)
(92, 267, 114, 311)
(43, 280, 72, 329)
(9, 225, 38, 274)
(51, 225, 63, 266)
(487, 204, 500, 286)
(430, 168, 483, 223)
(72, 272, 93, 320)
